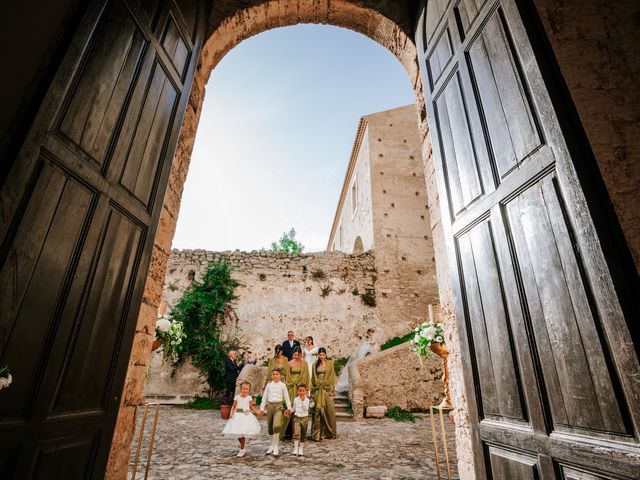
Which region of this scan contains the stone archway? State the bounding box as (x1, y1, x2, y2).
(105, 2, 467, 478)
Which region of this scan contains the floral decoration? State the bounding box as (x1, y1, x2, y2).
(0, 366, 12, 390)
(411, 322, 445, 358)
(155, 315, 185, 361)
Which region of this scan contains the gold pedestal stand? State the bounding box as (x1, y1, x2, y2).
(429, 405, 453, 480)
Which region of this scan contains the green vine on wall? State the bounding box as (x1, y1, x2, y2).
(170, 260, 242, 394)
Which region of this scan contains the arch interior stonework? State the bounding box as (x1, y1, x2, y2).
(105, 2, 463, 479)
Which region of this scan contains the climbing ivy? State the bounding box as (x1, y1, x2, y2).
(170, 260, 241, 393)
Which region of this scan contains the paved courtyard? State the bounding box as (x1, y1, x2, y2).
(128, 406, 458, 480)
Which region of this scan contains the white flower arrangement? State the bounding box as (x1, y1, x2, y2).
(155, 316, 185, 361)
(411, 322, 446, 358)
(0, 366, 12, 390)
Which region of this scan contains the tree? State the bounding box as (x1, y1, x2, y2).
(169, 261, 241, 394)
(270, 228, 304, 253)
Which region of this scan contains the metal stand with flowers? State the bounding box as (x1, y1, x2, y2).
(0, 366, 11, 391)
(154, 316, 185, 362)
(411, 322, 453, 409)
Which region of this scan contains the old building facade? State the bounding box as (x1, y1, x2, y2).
(328, 104, 439, 335)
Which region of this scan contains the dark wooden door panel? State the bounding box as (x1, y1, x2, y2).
(0, 158, 97, 422)
(434, 70, 486, 215)
(456, 219, 525, 421)
(466, 9, 542, 179)
(416, 0, 640, 477)
(505, 175, 628, 435)
(488, 446, 540, 480)
(0, 1, 207, 478)
(57, 1, 147, 169)
(27, 433, 98, 480)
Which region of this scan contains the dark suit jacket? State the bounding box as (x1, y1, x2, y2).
(282, 339, 301, 361)
(225, 358, 241, 385)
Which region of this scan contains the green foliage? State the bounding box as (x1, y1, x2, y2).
(255, 394, 262, 406)
(351, 288, 359, 296)
(270, 228, 304, 253)
(320, 283, 333, 297)
(183, 396, 219, 410)
(333, 356, 350, 376)
(380, 331, 414, 351)
(169, 261, 241, 392)
(386, 406, 416, 422)
(360, 289, 376, 307)
(310, 269, 326, 280)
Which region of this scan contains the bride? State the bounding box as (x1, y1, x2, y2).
(335, 328, 379, 393)
(302, 336, 318, 377)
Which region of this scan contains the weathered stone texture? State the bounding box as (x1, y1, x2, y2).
(533, 0, 640, 269)
(144, 350, 208, 402)
(329, 105, 439, 340)
(357, 342, 444, 411)
(159, 249, 384, 361)
(236, 364, 267, 396)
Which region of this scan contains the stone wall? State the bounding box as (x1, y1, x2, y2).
(158, 249, 384, 362)
(143, 350, 208, 402)
(356, 342, 444, 411)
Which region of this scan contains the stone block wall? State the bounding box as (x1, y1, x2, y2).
(158, 249, 384, 362)
(356, 342, 444, 411)
(145, 248, 443, 400)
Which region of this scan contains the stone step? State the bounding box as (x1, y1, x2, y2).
(336, 411, 354, 421)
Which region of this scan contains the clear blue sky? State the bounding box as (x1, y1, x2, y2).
(172, 24, 416, 252)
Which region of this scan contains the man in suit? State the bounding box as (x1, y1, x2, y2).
(225, 350, 242, 397)
(282, 330, 301, 361)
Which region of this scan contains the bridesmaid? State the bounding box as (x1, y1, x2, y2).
(311, 347, 337, 441)
(279, 346, 310, 440)
(265, 344, 290, 389)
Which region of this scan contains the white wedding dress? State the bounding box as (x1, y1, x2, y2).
(303, 346, 318, 377)
(335, 336, 379, 393)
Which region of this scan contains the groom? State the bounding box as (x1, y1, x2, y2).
(282, 330, 301, 361)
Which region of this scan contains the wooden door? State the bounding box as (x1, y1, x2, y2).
(416, 0, 640, 478)
(0, 1, 207, 478)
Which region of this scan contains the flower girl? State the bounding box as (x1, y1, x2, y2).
(221, 381, 263, 457)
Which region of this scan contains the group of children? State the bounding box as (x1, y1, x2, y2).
(221, 368, 312, 458)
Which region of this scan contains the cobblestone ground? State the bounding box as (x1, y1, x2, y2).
(128, 406, 459, 480)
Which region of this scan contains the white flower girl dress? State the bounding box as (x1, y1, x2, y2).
(221, 395, 261, 438)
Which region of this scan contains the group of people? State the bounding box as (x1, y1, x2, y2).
(221, 331, 337, 458)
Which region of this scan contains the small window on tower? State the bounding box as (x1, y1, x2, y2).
(351, 180, 358, 216)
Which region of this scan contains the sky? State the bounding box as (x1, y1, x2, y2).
(171, 24, 416, 253)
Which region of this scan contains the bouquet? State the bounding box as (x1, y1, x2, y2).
(155, 316, 185, 361)
(0, 366, 12, 390)
(411, 322, 445, 358)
